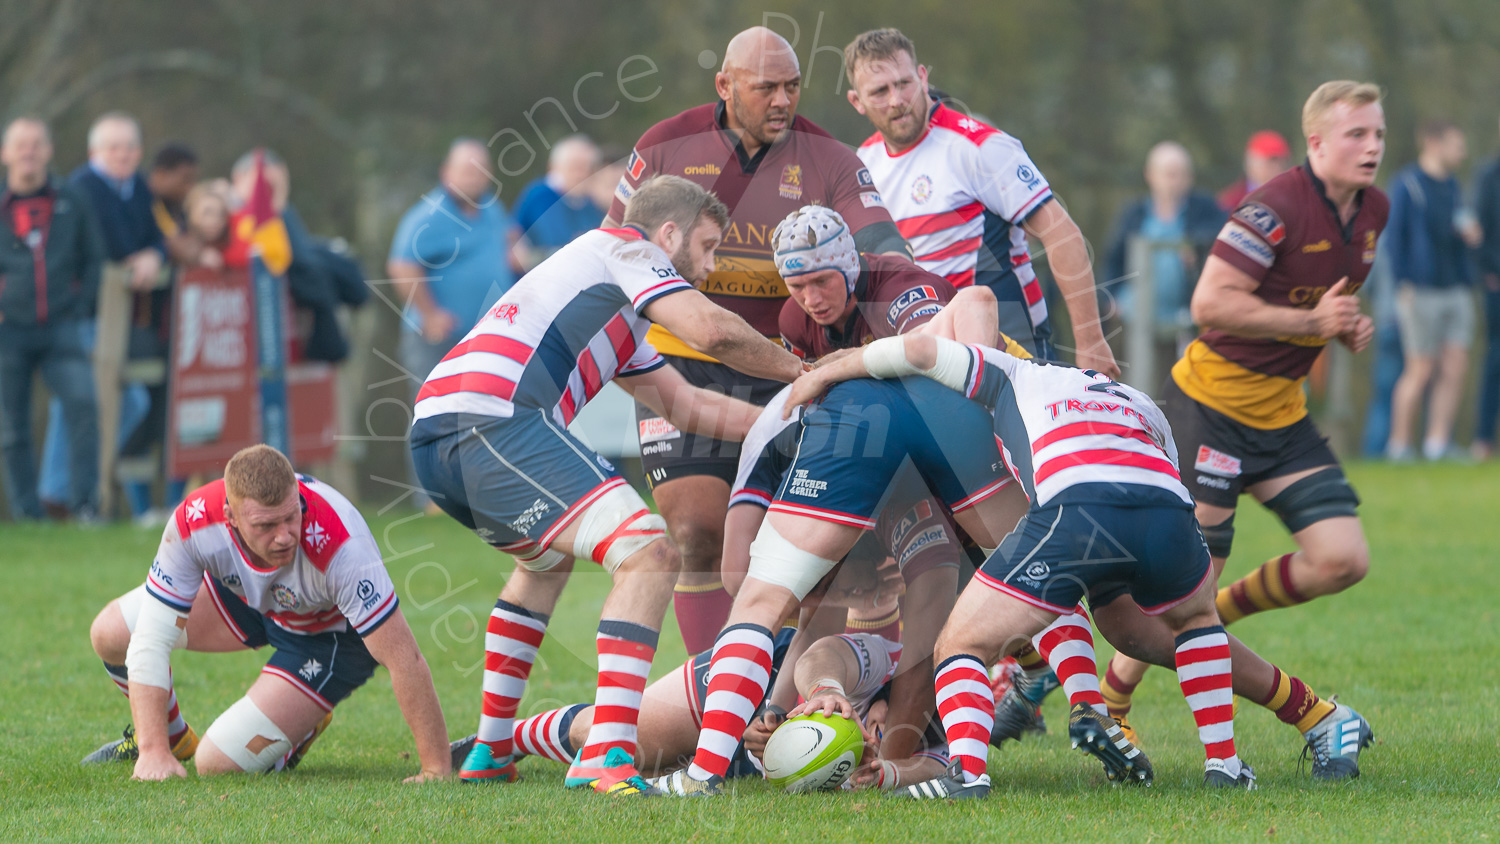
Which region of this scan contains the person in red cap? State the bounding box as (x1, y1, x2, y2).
(1217, 130, 1293, 211)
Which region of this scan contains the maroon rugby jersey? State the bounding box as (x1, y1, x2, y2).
(610, 101, 892, 360)
(778, 253, 952, 361)
(1173, 164, 1389, 429)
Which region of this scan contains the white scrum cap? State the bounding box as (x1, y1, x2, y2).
(772, 205, 860, 293)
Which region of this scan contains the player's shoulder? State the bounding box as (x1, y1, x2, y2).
(1229, 169, 1309, 247)
(928, 103, 1005, 147)
(1363, 183, 1391, 222)
(599, 227, 675, 272)
(858, 131, 885, 153)
(638, 103, 717, 146)
(296, 475, 370, 573)
(868, 252, 951, 294)
(174, 479, 229, 538)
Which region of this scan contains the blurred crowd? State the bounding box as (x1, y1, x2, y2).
(5, 107, 1499, 524)
(0, 112, 367, 526)
(1103, 118, 1500, 463)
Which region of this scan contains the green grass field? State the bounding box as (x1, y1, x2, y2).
(2, 462, 1498, 842)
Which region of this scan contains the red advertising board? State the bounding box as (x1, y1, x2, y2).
(168, 266, 336, 476)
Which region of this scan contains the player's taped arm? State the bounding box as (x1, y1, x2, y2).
(361, 608, 452, 779)
(125, 596, 187, 691)
(862, 334, 971, 392)
(852, 220, 912, 260)
(642, 289, 802, 382)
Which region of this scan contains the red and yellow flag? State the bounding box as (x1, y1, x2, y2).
(226, 149, 292, 275)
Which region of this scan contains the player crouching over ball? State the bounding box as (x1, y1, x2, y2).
(82, 445, 454, 782)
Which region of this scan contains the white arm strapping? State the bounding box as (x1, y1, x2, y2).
(861, 336, 972, 392)
(124, 597, 187, 690)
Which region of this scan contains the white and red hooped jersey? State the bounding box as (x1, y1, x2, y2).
(144, 476, 398, 637)
(410, 227, 691, 441)
(960, 345, 1192, 510)
(858, 103, 1053, 341)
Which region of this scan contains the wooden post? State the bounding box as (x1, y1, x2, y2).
(92, 262, 132, 517)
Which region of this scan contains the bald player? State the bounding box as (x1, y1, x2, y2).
(606, 27, 910, 652)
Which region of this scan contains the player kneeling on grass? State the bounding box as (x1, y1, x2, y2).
(83, 445, 452, 782)
(786, 334, 1261, 795)
(411, 174, 803, 796)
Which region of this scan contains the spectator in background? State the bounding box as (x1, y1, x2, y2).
(512, 134, 602, 268)
(147, 143, 213, 268)
(0, 117, 105, 521)
(388, 138, 517, 508)
(231, 150, 367, 363)
(184, 181, 232, 265)
(1103, 141, 1226, 369)
(68, 112, 170, 524)
(1387, 119, 1482, 461)
(1471, 114, 1500, 459)
(1217, 130, 1293, 211)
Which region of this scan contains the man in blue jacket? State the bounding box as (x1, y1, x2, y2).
(1386, 119, 1481, 461)
(0, 117, 106, 521)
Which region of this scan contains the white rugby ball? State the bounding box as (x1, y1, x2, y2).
(762, 713, 864, 793)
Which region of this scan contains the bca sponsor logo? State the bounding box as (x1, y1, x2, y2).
(1194, 446, 1242, 478)
(1232, 202, 1285, 245)
(886, 285, 939, 325)
(856, 168, 876, 188)
(899, 526, 950, 567)
(639, 417, 681, 444)
(1217, 223, 1275, 268)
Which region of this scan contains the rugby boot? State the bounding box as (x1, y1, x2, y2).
(459, 740, 521, 783)
(888, 759, 991, 800)
(1204, 758, 1257, 789)
(990, 684, 1046, 747)
(82, 724, 198, 765)
(1068, 703, 1152, 785)
(1300, 703, 1374, 781)
(566, 747, 659, 796)
(649, 768, 724, 797)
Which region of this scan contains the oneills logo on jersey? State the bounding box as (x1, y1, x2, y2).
(1301, 239, 1332, 253)
(684, 163, 722, 176)
(779, 164, 803, 200)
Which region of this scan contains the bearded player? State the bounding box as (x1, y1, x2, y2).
(1100, 82, 1385, 781)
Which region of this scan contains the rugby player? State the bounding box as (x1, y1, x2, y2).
(413, 175, 800, 796)
(771, 205, 999, 364)
(83, 445, 452, 782)
(1100, 82, 1386, 767)
(843, 28, 1117, 376)
(719, 384, 1129, 790)
(604, 26, 910, 652)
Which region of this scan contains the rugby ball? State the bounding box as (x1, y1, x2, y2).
(762, 713, 864, 793)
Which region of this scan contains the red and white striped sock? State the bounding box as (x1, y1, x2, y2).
(574, 620, 658, 770)
(104, 661, 189, 745)
(686, 623, 774, 781)
(1034, 605, 1107, 716)
(514, 703, 588, 764)
(1174, 626, 1239, 773)
(477, 600, 549, 761)
(935, 654, 994, 784)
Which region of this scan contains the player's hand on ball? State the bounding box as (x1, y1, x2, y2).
(132, 749, 187, 781)
(742, 707, 785, 762)
(789, 692, 855, 721)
